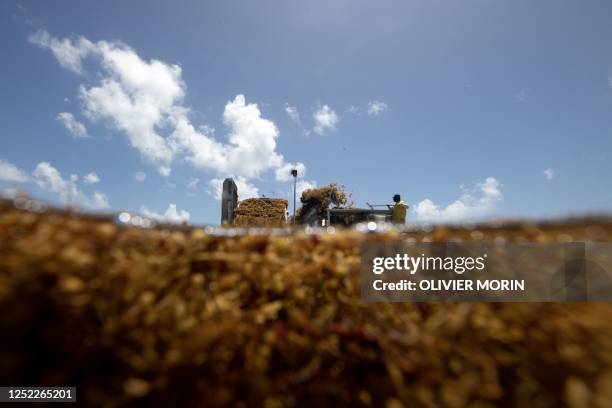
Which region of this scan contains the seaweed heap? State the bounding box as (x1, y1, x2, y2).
(2, 199, 612, 407)
(234, 198, 288, 227)
(298, 183, 349, 224)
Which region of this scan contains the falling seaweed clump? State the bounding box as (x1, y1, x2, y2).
(297, 183, 350, 223)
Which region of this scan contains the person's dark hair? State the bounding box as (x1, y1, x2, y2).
(393, 194, 401, 203)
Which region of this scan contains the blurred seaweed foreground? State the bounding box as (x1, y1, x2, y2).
(1, 199, 612, 407)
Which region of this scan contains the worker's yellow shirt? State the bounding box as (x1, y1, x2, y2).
(392, 201, 407, 223)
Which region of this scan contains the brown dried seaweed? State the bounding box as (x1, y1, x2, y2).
(1, 200, 612, 407)
(297, 183, 350, 223)
(234, 198, 288, 227)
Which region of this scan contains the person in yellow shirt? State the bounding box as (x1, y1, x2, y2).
(390, 194, 407, 224)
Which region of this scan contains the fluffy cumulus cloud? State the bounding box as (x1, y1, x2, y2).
(367, 100, 388, 116)
(83, 172, 100, 184)
(208, 176, 259, 201)
(296, 179, 317, 198)
(158, 166, 171, 177)
(1, 188, 20, 199)
(31, 29, 309, 198)
(91, 192, 110, 209)
(0, 159, 108, 210)
(29, 30, 93, 74)
(313, 105, 338, 135)
(544, 168, 554, 180)
(141, 204, 190, 224)
(414, 177, 502, 223)
(275, 162, 306, 182)
(56, 112, 89, 138)
(32, 162, 109, 209)
(219, 95, 285, 177)
(0, 159, 30, 182)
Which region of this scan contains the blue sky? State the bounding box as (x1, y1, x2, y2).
(1, 0, 612, 224)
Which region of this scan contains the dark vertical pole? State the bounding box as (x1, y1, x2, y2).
(291, 169, 298, 224)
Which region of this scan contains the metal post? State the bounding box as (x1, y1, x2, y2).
(291, 169, 298, 224)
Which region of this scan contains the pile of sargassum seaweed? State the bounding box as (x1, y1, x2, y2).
(298, 183, 349, 223)
(1, 199, 612, 407)
(233, 198, 288, 227)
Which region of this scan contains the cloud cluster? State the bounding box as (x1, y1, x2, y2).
(31, 29, 308, 198)
(32, 162, 109, 209)
(313, 105, 338, 135)
(141, 203, 190, 224)
(208, 176, 259, 201)
(0, 159, 30, 182)
(296, 179, 317, 198)
(0, 159, 109, 209)
(285, 103, 339, 137)
(29, 29, 93, 74)
(56, 112, 89, 138)
(83, 172, 100, 184)
(275, 162, 306, 182)
(367, 101, 388, 116)
(346, 101, 388, 117)
(414, 177, 502, 223)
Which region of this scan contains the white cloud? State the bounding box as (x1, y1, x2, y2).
(1, 188, 20, 199)
(29, 30, 94, 74)
(296, 179, 317, 198)
(91, 192, 109, 209)
(134, 171, 146, 182)
(313, 105, 338, 135)
(0, 159, 30, 182)
(83, 172, 100, 184)
(162, 94, 287, 180)
(141, 203, 190, 223)
(285, 103, 300, 124)
(33, 162, 72, 198)
(275, 162, 306, 182)
(414, 177, 502, 223)
(158, 166, 171, 177)
(218, 94, 285, 177)
(0, 158, 108, 210)
(208, 177, 259, 201)
(32, 29, 309, 195)
(367, 100, 388, 116)
(56, 112, 89, 138)
(544, 168, 554, 180)
(32, 162, 109, 209)
(187, 177, 199, 190)
(78, 43, 181, 163)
